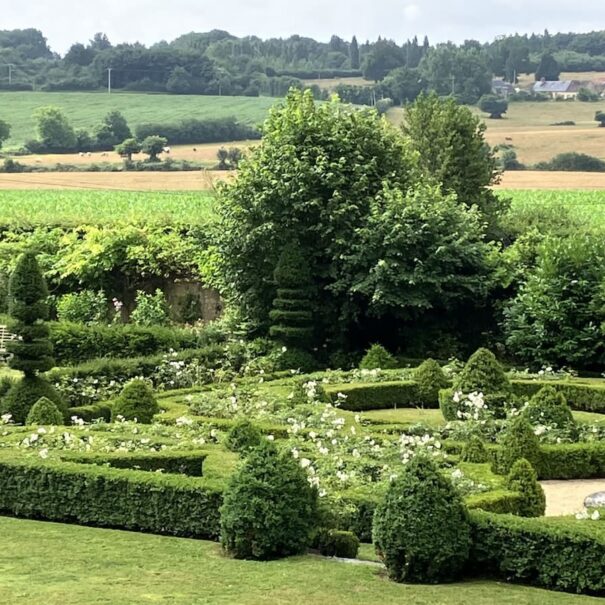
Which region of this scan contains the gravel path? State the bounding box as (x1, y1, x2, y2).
(540, 480, 605, 516)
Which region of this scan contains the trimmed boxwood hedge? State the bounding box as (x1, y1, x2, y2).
(470, 511, 605, 595)
(511, 379, 605, 414)
(62, 451, 208, 476)
(0, 452, 223, 539)
(537, 443, 605, 479)
(325, 381, 430, 411)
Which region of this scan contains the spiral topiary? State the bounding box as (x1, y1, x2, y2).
(506, 458, 546, 517)
(220, 439, 317, 560)
(372, 455, 471, 583)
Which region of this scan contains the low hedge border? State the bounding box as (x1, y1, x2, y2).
(470, 511, 605, 595)
(61, 451, 208, 476)
(511, 379, 605, 414)
(325, 381, 435, 411)
(0, 452, 223, 539)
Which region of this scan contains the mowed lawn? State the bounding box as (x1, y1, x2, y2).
(0, 91, 277, 149)
(0, 516, 601, 605)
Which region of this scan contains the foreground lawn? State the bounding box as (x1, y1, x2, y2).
(0, 516, 600, 604)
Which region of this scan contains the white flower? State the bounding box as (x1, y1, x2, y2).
(591, 510, 601, 521)
(176, 416, 193, 427)
(1, 413, 12, 424)
(267, 435, 274, 441)
(39, 448, 49, 459)
(300, 458, 311, 469)
(281, 346, 288, 353)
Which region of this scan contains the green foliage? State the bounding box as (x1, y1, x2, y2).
(1, 375, 66, 424)
(505, 458, 545, 517)
(97, 110, 131, 146)
(461, 435, 489, 463)
(327, 381, 425, 411)
(373, 456, 471, 583)
(269, 244, 314, 349)
(56, 290, 108, 325)
(220, 439, 317, 560)
(413, 359, 449, 406)
(470, 511, 605, 594)
(272, 347, 318, 373)
(596, 110, 605, 127)
(115, 137, 141, 161)
(453, 348, 510, 395)
(130, 289, 171, 327)
(404, 93, 503, 230)
(0, 453, 223, 539)
(523, 386, 575, 431)
(7, 252, 54, 376)
(140, 135, 168, 161)
(111, 379, 159, 424)
(225, 419, 263, 454)
(316, 528, 360, 558)
(359, 344, 396, 370)
(535, 152, 605, 172)
(577, 87, 600, 102)
(479, 94, 508, 118)
(33, 106, 77, 151)
(535, 52, 561, 81)
(511, 379, 605, 414)
(536, 442, 605, 479)
(503, 236, 605, 369)
(25, 397, 64, 426)
(495, 416, 541, 474)
(0, 118, 10, 148)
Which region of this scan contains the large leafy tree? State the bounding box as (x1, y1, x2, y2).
(213, 90, 494, 350)
(535, 52, 561, 81)
(33, 106, 77, 151)
(404, 93, 505, 233)
(0, 119, 10, 149)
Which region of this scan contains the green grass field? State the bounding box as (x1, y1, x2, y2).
(0, 91, 278, 149)
(0, 516, 600, 605)
(0, 189, 216, 226)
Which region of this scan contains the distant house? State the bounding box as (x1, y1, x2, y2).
(532, 80, 582, 99)
(492, 79, 515, 97)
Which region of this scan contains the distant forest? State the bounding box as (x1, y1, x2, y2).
(2, 28, 605, 104)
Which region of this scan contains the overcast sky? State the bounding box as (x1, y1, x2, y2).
(2, 0, 600, 55)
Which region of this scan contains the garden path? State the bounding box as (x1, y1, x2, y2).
(540, 480, 605, 516)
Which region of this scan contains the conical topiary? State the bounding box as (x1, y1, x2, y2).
(414, 359, 449, 407)
(461, 435, 489, 463)
(359, 344, 396, 370)
(372, 456, 471, 583)
(26, 396, 64, 425)
(506, 458, 546, 517)
(453, 348, 510, 394)
(495, 415, 541, 475)
(523, 386, 575, 431)
(220, 439, 317, 560)
(111, 379, 159, 423)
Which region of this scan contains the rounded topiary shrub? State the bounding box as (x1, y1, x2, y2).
(372, 455, 471, 583)
(494, 415, 541, 475)
(460, 435, 489, 463)
(111, 379, 159, 423)
(523, 386, 575, 430)
(316, 528, 360, 559)
(453, 348, 510, 394)
(506, 458, 546, 517)
(414, 359, 449, 407)
(359, 344, 396, 370)
(26, 396, 64, 425)
(273, 347, 318, 373)
(220, 439, 318, 560)
(225, 419, 263, 453)
(1, 376, 66, 425)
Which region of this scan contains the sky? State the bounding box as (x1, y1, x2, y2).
(2, 0, 600, 55)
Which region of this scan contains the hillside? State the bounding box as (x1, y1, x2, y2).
(0, 92, 277, 149)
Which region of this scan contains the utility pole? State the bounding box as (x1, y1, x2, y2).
(451, 75, 456, 96)
(107, 67, 113, 94)
(1, 63, 14, 85)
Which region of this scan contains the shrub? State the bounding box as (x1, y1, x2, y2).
(327, 381, 422, 411)
(414, 359, 449, 407)
(316, 528, 360, 558)
(1, 375, 67, 424)
(470, 511, 605, 594)
(453, 348, 510, 395)
(372, 456, 471, 583)
(56, 290, 108, 325)
(225, 419, 263, 454)
(25, 396, 64, 425)
(111, 379, 159, 423)
(269, 244, 315, 350)
(523, 385, 576, 431)
(461, 435, 489, 463)
(511, 379, 605, 413)
(506, 458, 546, 517)
(494, 416, 541, 474)
(130, 289, 170, 327)
(535, 152, 605, 172)
(359, 344, 397, 370)
(272, 347, 318, 373)
(220, 439, 317, 560)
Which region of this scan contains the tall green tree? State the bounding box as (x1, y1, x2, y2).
(140, 135, 167, 161)
(404, 93, 505, 232)
(33, 106, 77, 151)
(535, 52, 561, 81)
(1, 252, 65, 423)
(0, 119, 10, 149)
(362, 40, 405, 81)
(349, 36, 360, 70)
